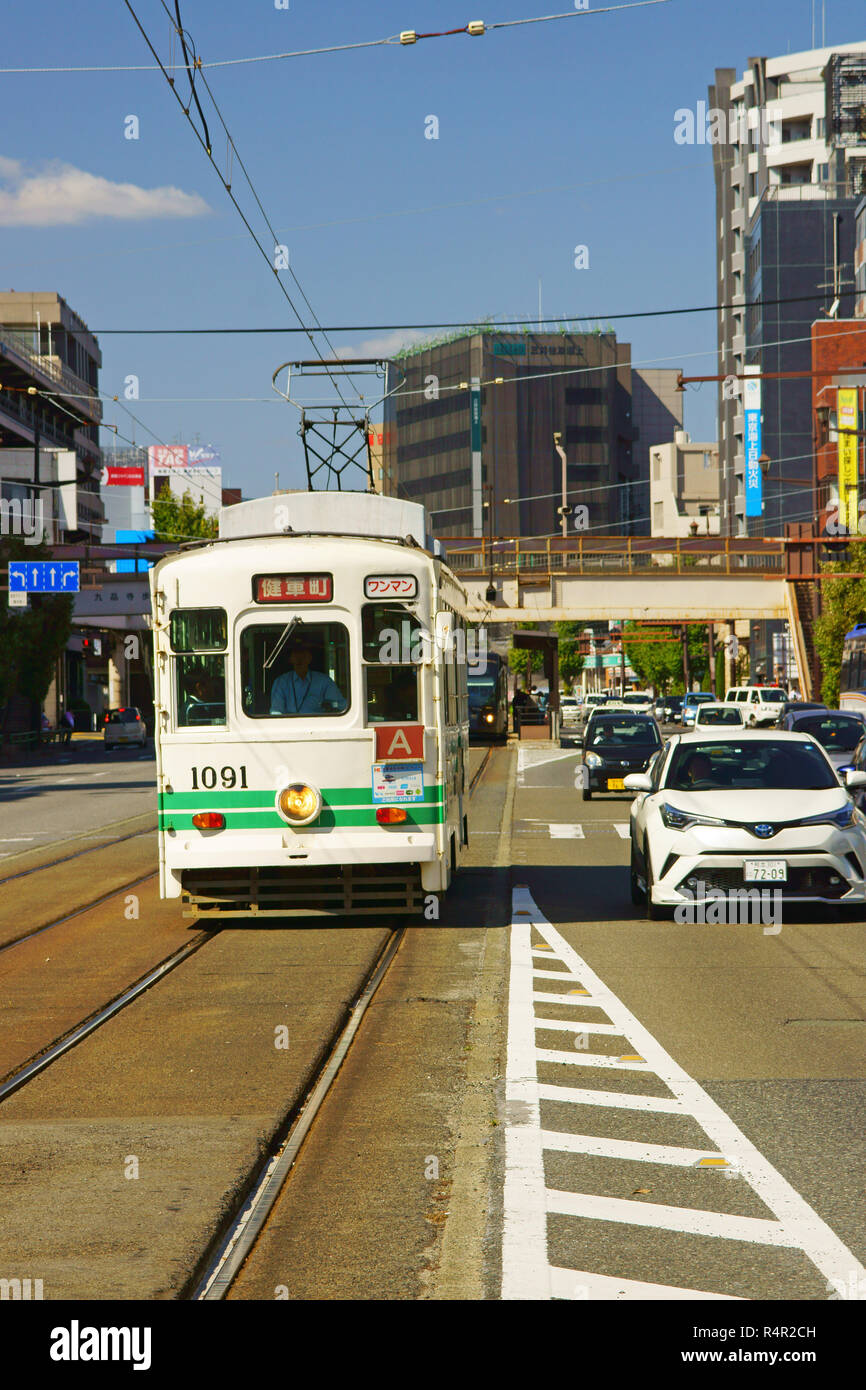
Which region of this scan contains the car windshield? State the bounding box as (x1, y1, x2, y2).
(697, 707, 742, 725)
(686, 694, 714, 705)
(759, 689, 787, 702)
(590, 718, 660, 747)
(108, 709, 139, 724)
(794, 715, 863, 751)
(665, 740, 839, 791)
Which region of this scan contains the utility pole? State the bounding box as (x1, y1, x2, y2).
(554, 432, 569, 538)
(682, 623, 691, 692)
(707, 622, 714, 696)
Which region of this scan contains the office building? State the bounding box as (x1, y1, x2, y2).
(650, 432, 721, 536)
(710, 44, 866, 537)
(382, 328, 681, 539)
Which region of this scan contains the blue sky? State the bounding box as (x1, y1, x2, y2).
(2, 0, 864, 501)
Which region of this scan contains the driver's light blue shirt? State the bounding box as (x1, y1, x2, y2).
(270, 668, 347, 715)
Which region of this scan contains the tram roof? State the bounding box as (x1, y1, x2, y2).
(219, 491, 432, 549)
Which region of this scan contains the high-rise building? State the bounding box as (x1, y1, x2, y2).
(0, 291, 104, 540)
(710, 44, 866, 537)
(382, 329, 681, 540)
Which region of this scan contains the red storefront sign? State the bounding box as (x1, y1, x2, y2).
(375, 724, 424, 761)
(103, 466, 145, 486)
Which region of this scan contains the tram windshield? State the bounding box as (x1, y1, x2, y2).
(241, 622, 350, 718)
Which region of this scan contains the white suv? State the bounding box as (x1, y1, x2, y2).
(724, 686, 787, 728)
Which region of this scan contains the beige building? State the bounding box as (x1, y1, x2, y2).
(650, 431, 721, 536)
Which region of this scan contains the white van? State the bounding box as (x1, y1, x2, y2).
(723, 686, 787, 727)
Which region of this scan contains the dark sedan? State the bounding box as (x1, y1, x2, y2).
(580, 713, 662, 801)
(773, 700, 827, 729)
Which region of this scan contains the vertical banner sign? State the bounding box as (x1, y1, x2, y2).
(837, 387, 859, 534)
(743, 367, 763, 518)
(470, 377, 483, 536)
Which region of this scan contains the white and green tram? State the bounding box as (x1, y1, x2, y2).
(150, 492, 472, 917)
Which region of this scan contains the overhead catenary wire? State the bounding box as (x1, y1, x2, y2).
(0, 1, 671, 73)
(123, 0, 358, 413)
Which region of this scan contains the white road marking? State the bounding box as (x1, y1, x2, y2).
(548, 823, 585, 839)
(613, 823, 630, 838)
(503, 885, 866, 1300)
(517, 746, 580, 784)
(0, 837, 35, 842)
(549, 1266, 742, 1301)
(532, 991, 604, 1007)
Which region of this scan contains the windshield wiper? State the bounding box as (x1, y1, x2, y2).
(264, 616, 302, 674)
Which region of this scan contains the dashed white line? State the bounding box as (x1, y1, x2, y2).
(503, 884, 866, 1300)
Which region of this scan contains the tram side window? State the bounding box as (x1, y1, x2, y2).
(170, 608, 227, 728)
(362, 603, 422, 723)
(240, 622, 350, 717)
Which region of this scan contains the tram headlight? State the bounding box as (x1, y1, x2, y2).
(276, 782, 322, 826)
(484, 712, 495, 723)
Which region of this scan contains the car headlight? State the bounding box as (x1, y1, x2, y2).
(798, 804, 855, 830)
(585, 752, 603, 768)
(660, 802, 725, 831)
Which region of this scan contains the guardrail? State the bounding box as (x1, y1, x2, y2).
(440, 535, 787, 578)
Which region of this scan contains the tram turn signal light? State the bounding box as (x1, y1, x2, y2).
(192, 812, 225, 830)
(277, 783, 322, 826)
(376, 807, 407, 825)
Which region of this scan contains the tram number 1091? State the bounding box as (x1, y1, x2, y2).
(190, 765, 248, 790)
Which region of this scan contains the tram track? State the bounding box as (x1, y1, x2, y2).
(0, 818, 156, 888)
(188, 741, 499, 1301)
(0, 870, 158, 957)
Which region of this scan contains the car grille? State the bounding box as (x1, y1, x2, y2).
(674, 866, 850, 899)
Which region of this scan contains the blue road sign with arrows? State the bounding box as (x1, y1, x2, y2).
(8, 561, 80, 593)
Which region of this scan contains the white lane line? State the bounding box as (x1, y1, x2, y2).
(549, 1267, 743, 1301)
(549, 823, 585, 839)
(502, 908, 552, 1300)
(547, 1190, 791, 1246)
(538, 1083, 688, 1114)
(613, 824, 630, 839)
(536, 1048, 651, 1070)
(540, 1131, 726, 1167)
(535, 1019, 622, 1035)
(532, 968, 585, 982)
(533, 991, 604, 1006)
(506, 884, 866, 1299)
(0, 837, 36, 842)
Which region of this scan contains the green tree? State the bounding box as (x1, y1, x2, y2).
(508, 621, 536, 689)
(0, 536, 74, 712)
(150, 490, 218, 544)
(555, 621, 585, 692)
(622, 623, 710, 693)
(813, 539, 866, 707)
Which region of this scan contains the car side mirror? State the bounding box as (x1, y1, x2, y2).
(624, 773, 652, 793)
(844, 770, 866, 789)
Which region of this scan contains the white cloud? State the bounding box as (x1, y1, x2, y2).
(0, 156, 210, 226)
(335, 328, 430, 360)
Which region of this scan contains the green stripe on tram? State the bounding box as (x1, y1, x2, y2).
(158, 805, 445, 830)
(158, 785, 444, 810)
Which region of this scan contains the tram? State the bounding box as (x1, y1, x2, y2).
(468, 650, 509, 741)
(150, 493, 472, 917)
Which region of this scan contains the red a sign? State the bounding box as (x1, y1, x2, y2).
(375, 724, 424, 761)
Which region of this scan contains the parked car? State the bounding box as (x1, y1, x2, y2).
(580, 712, 662, 801)
(103, 707, 147, 750)
(625, 731, 866, 917)
(724, 686, 788, 727)
(693, 702, 745, 730)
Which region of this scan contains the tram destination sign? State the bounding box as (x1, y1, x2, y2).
(252, 573, 333, 603)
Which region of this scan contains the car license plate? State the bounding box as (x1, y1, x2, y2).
(606, 777, 625, 790)
(744, 859, 787, 882)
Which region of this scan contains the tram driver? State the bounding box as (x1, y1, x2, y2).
(270, 639, 348, 716)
